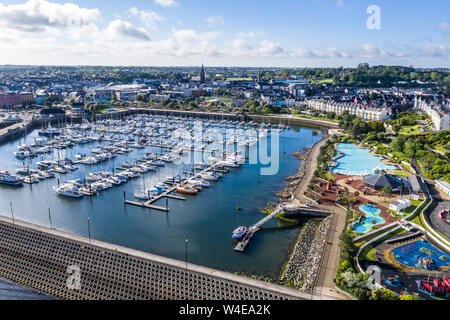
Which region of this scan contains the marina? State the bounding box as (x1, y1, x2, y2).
(0, 114, 323, 278)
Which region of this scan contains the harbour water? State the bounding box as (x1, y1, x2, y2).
(0, 120, 323, 283)
(0, 278, 53, 300)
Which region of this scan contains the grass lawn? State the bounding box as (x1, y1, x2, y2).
(401, 162, 415, 174)
(394, 170, 409, 177)
(398, 125, 426, 136)
(312, 78, 334, 84)
(359, 245, 377, 261)
(389, 199, 422, 219)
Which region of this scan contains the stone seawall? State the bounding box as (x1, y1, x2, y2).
(0, 216, 326, 300)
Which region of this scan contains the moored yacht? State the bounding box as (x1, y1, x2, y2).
(53, 183, 83, 198)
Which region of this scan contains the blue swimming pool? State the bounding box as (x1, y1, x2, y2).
(350, 204, 385, 233)
(360, 204, 381, 215)
(331, 143, 395, 176)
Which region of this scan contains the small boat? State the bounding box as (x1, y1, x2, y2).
(201, 172, 219, 181)
(0, 172, 23, 187)
(188, 179, 210, 188)
(53, 183, 83, 198)
(163, 176, 182, 184)
(176, 184, 198, 195)
(122, 161, 134, 168)
(155, 182, 169, 190)
(232, 226, 247, 239)
(134, 191, 153, 200)
(16, 167, 34, 175)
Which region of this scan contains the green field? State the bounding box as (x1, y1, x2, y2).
(312, 78, 334, 84)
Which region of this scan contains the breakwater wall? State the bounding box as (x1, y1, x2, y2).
(0, 215, 327, 300)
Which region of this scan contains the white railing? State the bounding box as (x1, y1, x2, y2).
(356, 222, 402, 274)
(352, 221, 398, 242)
(402, 198, 427, 220)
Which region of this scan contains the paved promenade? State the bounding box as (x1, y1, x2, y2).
(291, 136, 350, 300)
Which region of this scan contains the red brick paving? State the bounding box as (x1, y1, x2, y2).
(309, 173, 398, 228)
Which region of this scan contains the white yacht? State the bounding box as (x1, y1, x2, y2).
(53, 184, 83, 198)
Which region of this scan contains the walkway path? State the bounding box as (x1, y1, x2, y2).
(294, 137, 330, 203)
(313, 205, 351, 299)
(291, 136, 350, 300)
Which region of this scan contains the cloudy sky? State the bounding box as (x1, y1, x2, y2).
(0, 0, 449, 67)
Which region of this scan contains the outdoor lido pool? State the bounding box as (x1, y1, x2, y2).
(331, 143, 395, 176)
(351, 204, 385, 233)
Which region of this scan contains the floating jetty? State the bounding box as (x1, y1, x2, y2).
(123, 161, 226, 212)
(234, 204, 286, 252)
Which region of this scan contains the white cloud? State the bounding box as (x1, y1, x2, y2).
(237, 31, 255, 39)
(0, 2, 447, 66)
(141, 28, 221, 57)
(154, 0, 179, 7)
(103, 19, 150, 41)
(436, 22, 450, 42)
(206, 16, 225, 27)
(259, 40, 284, 57)
(128, 7, 164, 30)
(0, 0, 100, 33)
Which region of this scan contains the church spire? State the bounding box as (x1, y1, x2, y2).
(200, 63, 206, 84)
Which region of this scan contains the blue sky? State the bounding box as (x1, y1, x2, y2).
(0, 0, 448, 67)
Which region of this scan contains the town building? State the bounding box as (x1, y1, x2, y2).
(414, 96, 450, 131)
(306, 99, 390, 121)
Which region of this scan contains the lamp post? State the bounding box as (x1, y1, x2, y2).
(185, 239, 188, 269)
(10, 201, 14, 224)
(87, 218, 91, 244)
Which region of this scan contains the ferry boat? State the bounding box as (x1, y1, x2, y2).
(232, 226, 247, 239)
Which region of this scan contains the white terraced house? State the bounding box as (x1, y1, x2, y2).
(306, 99, 390, 121)
(414, 96, 450, 132)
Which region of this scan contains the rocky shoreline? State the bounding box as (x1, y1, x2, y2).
(275, 148, 312, 199)
(274, 137, 333, 294)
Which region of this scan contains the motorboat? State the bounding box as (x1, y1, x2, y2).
(0, 172, 23, 186)
(176, 184, 198, 195)
(53, 183, 83, 198)
(232, 226, 247, 239)
(187, 179, 210, 188)
(134, 190, 153, 200)
(200, 172, 219, 181)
